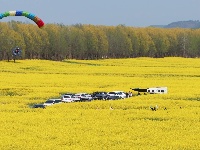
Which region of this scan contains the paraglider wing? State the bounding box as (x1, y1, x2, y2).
(0, 10, 44, 28)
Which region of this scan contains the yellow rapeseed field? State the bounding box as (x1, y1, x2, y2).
(0, 57, 200, 150)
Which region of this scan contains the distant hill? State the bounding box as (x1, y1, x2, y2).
(150, 20, 200, 28)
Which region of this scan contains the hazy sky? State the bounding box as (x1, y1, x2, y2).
(0, 0, 200, 27)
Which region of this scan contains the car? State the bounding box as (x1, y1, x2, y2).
(70, 95, 81, 102)
(72, 93, 87, 102)
(107, 91, 117, 97)
(107, 91, 126, 99)
(92, 92, 108, 100)
(115, 91, 126, 99)
(61, 95, 74, 103)
(43, 99, 56, 106)
(33, 104, 46, 109)
(106, 95, 121, 100)
(80, 94, 93, 101)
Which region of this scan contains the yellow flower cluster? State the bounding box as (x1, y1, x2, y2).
(0, 57, 200, 149)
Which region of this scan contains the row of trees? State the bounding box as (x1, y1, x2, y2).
(1, 21, 200, 61)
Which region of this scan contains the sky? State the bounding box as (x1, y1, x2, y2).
(0, 0, 200, 27)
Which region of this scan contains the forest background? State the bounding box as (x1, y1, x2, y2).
(1, 21, 200, 61)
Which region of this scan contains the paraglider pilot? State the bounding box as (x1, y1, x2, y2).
(12, 47, 21, 56)
(12, 47, 22, 63)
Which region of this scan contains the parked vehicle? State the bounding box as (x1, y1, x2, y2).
(131, 87, 167, 95)
(43, 99, 56, 106)
(147, 87, 167, 94)
(106, 95, 121, 100)
(107, 91, 126, 99)
(61, 95, 74, 103)
(107, 91, 116, 97)
(72, 93, 87, 102)
(92, 92, 108, 100)
(70, 95, 80, 102)
(80, 94, 93, 101)
(115, 91, 126, 99)
(33, 104, 46, 109)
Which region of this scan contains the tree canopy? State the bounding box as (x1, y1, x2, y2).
(1, 21, 200, 61)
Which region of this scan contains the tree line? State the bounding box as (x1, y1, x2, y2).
(1, 21, 200, 61)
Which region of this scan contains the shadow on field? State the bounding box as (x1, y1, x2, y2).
(64, 60, 101, 66)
